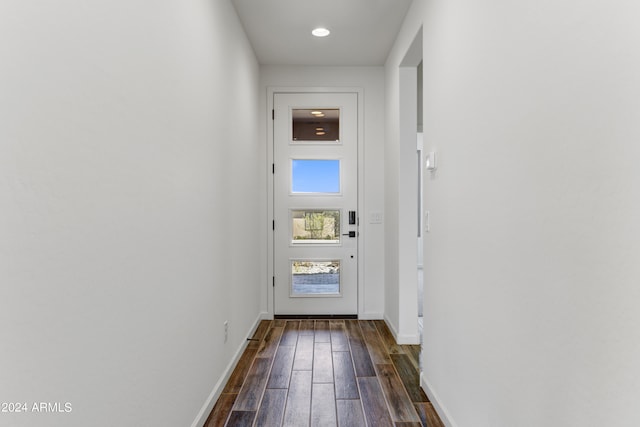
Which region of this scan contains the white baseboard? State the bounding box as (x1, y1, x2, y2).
(190, 313, 264, 427)
(383, 314, 400, 342)
(358, 312, 384, 320)
(396, 333, 420, 345)
(420, 373, 457, 427)
(259, 311, 272, 320)
(383, 315, 420, 345)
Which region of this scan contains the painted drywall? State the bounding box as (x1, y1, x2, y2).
(388, 0, 640, 425)
(0, 1, 261, 426)
(384, 62, 401, 340)
(259, 66, 386, 318)
(397, 66, 420, 344)
(384, 14, 424, 344)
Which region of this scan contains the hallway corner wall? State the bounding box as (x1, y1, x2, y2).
(383, 1, 426, 346)
(388, 0, 640, 426)
(0, 1, 262, 426)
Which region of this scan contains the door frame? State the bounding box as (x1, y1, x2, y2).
(267, 87, 365, 318)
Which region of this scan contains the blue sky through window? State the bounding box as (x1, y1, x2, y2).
(292, 159, 340, 193)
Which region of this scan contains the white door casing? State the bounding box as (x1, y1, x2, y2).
(273, 92, 358, 315)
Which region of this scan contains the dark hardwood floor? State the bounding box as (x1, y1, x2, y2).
(204, 319, 444, 427)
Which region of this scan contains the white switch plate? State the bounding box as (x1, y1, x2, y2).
(425, 152, 437, 171)
(370, 212, 383, 224)
(424, 211, 430, 232)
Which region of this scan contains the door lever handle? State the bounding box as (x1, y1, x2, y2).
(342, 231, 356, 238)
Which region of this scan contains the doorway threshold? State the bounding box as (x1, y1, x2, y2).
(274, 314, 358, 320)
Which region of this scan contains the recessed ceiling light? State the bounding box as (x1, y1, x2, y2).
(312, 27, 330, 37)
(316, 132, 326, 136)
(311, 111, 323, 115)
(316, 127, 324, 131)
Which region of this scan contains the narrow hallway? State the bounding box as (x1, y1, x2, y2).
(205, 320, 443, 426)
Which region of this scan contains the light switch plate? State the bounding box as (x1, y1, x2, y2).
(370, 212, 383, 224)
(425, 152, 437, 171)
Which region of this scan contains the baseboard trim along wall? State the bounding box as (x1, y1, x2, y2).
(190, 312, 266, 427)
(396, 333, 420, 345)
(358, 312, 385, 320)
(421, 373, 457, 427)
(384, 314, 420, 345)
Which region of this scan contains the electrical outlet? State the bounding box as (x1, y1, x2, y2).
(224, 321, 229, 343)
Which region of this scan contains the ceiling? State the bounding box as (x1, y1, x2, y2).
(231, 0, 413, 66)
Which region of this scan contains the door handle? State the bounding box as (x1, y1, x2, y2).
(342, 231, 356, 238)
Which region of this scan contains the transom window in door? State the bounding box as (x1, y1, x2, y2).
(292, 109, 340, 142)
(291, 209, 341, 244)
(291, 159, 340, 194)
(291, 260, 341, 297)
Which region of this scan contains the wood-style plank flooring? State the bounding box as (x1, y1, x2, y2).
(204, 319, 444, 427)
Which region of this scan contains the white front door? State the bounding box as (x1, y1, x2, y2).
(273, 92, 358, 315)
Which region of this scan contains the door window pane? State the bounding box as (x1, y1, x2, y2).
(292, 109, 339, 142)
(291, 260, 341, 296)
(291, 159, 340, 193)
(291, 210, 340, 244)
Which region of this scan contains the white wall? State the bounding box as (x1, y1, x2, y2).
(259, 66, 386, 318)
(0, 1, 261, 426)
(388, 0, 640, 425)
(384, 10, 424, 344)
